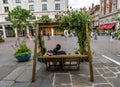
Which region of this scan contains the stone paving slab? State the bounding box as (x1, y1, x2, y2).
(16, 69, 32, 82)
(93, 76, 108, 84)
(54, 73, 71, 86)
(0, 65, 16, 80)
(108, 67, 119, 73)
(0, 81, 14, 87)
(107, 77, 120, 87)
(30, 65, 54, 87)
(72, 74, 92, 87)
(12, 82, 30, 87)
(3, 67, 25, 81)
(94, 84, 112, 87)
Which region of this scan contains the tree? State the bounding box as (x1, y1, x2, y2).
(8, 8, 32, 44)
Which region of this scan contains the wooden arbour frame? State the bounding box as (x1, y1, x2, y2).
(32, 22, 94, 82)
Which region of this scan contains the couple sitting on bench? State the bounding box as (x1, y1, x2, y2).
(47, 44, 66, 65)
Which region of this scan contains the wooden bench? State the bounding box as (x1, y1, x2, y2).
(39, 54, 88, 71)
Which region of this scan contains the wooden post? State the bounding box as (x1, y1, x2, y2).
(86, 24, 94, 81)
(32, 24, 39, 82)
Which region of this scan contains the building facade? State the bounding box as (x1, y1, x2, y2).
(98, 0, 120, 31)
(0, 0, 68, 38)
(89, 4, 100, 30)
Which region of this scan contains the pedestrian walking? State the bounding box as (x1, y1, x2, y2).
(90, 31, 94, 42)
(47, 33, 50, 40)
(29, 32, 33, 40)
(94, 32, 98, 40)
(110, 31, 114, 42)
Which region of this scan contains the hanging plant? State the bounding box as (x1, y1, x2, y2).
(58, 10, 92, 55)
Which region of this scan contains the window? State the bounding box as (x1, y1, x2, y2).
(55, 3, 60, 10)
(4, 7, 9, 12)
(41, 0, 47, 2)
(55, 0, 60, 1)
(42, 4, 47, 10)
(16, 0, 21, 3)
(111, 18, 115, 22)
(28, 0, 34, 2)
(3, 0, 8, 4)
(16, 6, 21, 8)
(29, 5, 34, 11)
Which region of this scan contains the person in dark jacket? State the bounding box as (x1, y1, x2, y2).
(47, 44, 66, 65)
(47, 44, 66, 55)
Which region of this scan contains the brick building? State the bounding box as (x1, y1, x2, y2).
(98, 0, 120, 31)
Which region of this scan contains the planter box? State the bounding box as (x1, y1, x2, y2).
(15, 53, 31, 62)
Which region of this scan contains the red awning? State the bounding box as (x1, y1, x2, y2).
(97, 25, 107, 29)
(97, 23, 115, 29)
(106, 23, 115, 29)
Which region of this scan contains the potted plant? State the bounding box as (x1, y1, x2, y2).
(11, 41, 32, 62)
(8, 8, 33, 62)
(13, 43, 32, 62)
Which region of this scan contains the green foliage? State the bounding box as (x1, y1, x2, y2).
(114, 26, 120, 40)
(115, 15, 120, 39)
(36, 17, 53, 23)
(8, 8, 33, 45)
(58, 10, 92, 54)
(8, 8, 32, 31)
(14, 44, 31, 57)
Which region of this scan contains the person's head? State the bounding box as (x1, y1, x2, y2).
(56, 44, 61, 50)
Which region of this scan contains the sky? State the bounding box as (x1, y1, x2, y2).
(69, 0, 100, 10)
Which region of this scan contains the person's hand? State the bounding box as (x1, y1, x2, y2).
(47, 52, 53, 56)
